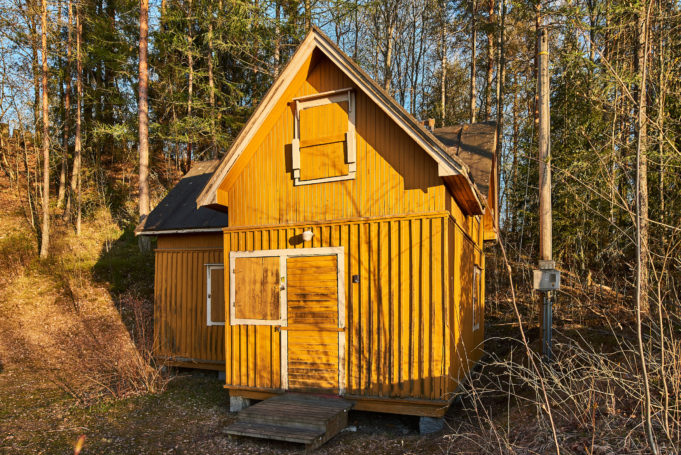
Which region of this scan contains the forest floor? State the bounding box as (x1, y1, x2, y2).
(0, 366, 458, 454)
(0, 171, 655, 454)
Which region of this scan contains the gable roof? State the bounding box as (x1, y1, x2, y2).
(136, 160, 227, 236)
(432, 121, 497, 199)
(196, 27, 487, 215)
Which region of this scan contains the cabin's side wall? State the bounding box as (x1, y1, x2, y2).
(223, 213, 450, 401)
(219, 55, 446, 227)
(446, 197, 485, 394)
(154, 233, 225, 369)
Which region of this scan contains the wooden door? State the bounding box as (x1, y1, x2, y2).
(285, 254, 341, 393)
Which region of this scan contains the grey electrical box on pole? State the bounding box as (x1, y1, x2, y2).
(533, 261, 561, 291)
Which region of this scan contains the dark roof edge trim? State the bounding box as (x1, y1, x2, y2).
(136, 227, 225, 237)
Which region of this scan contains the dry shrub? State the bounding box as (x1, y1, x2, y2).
(0, 219, 167, 405)
(39, 275, 170, 403)
(446, 328, 681, 454)
(0, 231, 36, 280)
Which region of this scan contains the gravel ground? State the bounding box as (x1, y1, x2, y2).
(0, 368, 465, 454)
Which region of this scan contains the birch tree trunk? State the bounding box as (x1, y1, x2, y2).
(39, 0, 49, 258)
(383, 23, 394, 93)
(636, 0, 649, 315)
(304, 0, 311, 30)
(274, 1, 281, 77)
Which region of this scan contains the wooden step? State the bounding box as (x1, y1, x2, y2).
(225, 393, 353, 450)
(225, 421, 324, 445)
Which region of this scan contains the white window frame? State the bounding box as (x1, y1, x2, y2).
(291, 88, 356, 185)
(473, 265, 481, 331)
(206, 263, 225, 327)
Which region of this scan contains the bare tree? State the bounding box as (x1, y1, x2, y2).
(138, 0, 150, 221)
(186, 0, 193, 170)
(635, 1, 656, 452)
(469, 0, 477, 122)
(39, 0, 49, 258)
(207, 2, 217, 159)
(74, 0, 82, 235)
(56, 0, 71, 209)
(483, 0, 494, 119)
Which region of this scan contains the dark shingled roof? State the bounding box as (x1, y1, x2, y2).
(136, 160, 227, 235)
(432, 121, 497, 199)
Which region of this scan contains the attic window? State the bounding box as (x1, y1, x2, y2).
(292, 88, 356, 185)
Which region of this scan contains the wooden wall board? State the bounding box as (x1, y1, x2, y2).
(153, 233, 224, 367)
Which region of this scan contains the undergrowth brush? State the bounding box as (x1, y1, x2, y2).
(0, 206, 167, 405)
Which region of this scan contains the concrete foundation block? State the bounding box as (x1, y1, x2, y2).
(419, 416, 445, 435)
(218, 370, 226, 381)
(229, 396, 252, 413)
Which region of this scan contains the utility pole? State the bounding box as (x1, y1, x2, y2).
(533, 22, 560, 361)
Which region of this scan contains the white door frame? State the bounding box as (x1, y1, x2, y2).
(229, 247, 346, 395)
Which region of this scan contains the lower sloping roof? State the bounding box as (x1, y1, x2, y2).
(432, 121, 497, 199)
(136, 160, 228, 235)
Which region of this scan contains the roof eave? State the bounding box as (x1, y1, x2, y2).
(136, 227, 226, 237)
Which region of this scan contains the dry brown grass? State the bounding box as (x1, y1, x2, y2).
(0, 196, 167, 404)
(445, 244, 681, 455)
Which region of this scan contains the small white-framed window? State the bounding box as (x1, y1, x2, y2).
(206, 264, 225, 326)
(291, 88, 356, 185)
(473, 265, 481, 331)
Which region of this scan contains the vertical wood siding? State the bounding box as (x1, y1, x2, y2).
(447, 212, 485, 391)
(223, 213, 453, 400)
(154, 234, 225, 366)
(219, 55, 446, 227)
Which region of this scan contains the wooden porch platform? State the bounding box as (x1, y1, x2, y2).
(224, 393, 353, 450)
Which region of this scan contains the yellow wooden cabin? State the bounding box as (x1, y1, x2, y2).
(140, 27, 498, 418)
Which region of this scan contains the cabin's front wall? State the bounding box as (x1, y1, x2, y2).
(218, 54, 447, 228)
(214, 50, 487, 414)
(154, 233, 225, 369)
(222, 214, 451, 402)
